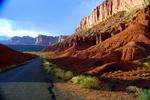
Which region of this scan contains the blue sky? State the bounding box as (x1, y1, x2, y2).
(0, 0, 104, 37)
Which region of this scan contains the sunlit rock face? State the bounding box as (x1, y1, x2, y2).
(57, 35, 68, 43)
(35, 35, 68, 46)
(35, 35, 58, 45)
(75, 0, 150, 32)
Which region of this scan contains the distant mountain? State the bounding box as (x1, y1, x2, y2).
(0, 35, 68, 45)
(57, 35, 68, 43)
(0, 40, 10, 44)
(0, 36, 11, 44)
(35, 35, 68, 45)
(10, 36, 35, 45)
(35, 35, 57, 45)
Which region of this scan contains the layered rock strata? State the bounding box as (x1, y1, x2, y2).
(75, 0, 150, 32)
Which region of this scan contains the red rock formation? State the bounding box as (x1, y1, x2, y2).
(44, 35, 96, 51)
(75, 0, 150, 33)
(87, 62, 138, 76)
(121, 42, 148, 61)
(43, 2, 150, 77)
(35, 35, 68, 46)
(35, 35, 58, 45)
(45, 1, 150, 53)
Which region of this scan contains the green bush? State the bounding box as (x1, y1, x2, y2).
(143, 63, 150, 68)
(143, 59, 150, 68)
(126, 86, 150, 100)
(136, 88, 150, 100)
(64, 71, 74, 80)
(54, 68, 65, 79)
(42, 59, 74, 81)
(47, 67, 56, 76)
(52, 68, 74, 80)
(43, 60, 50, 68)
(69, 75, 100, 89)
(126, 86, 138, 93)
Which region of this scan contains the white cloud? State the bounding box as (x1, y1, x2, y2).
(8, 30, 51, 37)
(0, 19, 13, 34)
(0, 18, 51, 37)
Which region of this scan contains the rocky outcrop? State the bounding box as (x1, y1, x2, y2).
(75, 0, 150, 32)
(44, 2, 150, 55)
(35, 35, 68, 45)
(9, 35, 68, 46)
(44, 35, 97, 51)
(43, 2, 150, 79)
(57, 35, 68, 43)
(121, 41, 149, 61)
(87, 62, 137, 76)
(11, 36, 35, 45)
(35, 35, 57, 45)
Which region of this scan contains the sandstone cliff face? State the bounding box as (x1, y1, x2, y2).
(35, 35, 58, 45)
(43, 2, 150, 79)
(57, 35, 68, 43)
(75, 0, 150, 32)
(35, 35, 68, 45)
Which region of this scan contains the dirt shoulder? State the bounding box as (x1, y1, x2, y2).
(53, 81, 137, 100)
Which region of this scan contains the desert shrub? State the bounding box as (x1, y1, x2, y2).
(50, 68, 74, 80)
(64, 71, 74, 80)
(43, 60, 50, 67)
(143, 58, 150, 68)
(44, 65, 65, 79)
(136, 88, 150, 100)
(126, 86, 150, 100)
(126, 86, 138, 93)
(53, 68, 65, 79)
(69, 75, 100, 89)
(47, 67, 57, 76)
(42, 59, 74, 81)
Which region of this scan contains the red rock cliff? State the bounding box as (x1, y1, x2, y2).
(75, 0, 150, 32)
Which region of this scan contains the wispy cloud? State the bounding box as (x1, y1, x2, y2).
(0, 19, 13, 34)
(0, 18, 52, 37)
(0, 0, 105, 37)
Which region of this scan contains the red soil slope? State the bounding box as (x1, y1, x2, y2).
(44, 6, 150, 80)
(0, 44, 36, 69)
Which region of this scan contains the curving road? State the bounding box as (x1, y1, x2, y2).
(0, 58, 55, 100)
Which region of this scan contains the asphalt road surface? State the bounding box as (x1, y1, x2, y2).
(0, 58, 55, 100)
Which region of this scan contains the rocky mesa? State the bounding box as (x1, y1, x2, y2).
(35, 35, 68, 45)
(44, 0, 150, 81)
(75, 0, 150, 33)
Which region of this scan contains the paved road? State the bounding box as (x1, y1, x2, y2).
(0, 58, 55, 100)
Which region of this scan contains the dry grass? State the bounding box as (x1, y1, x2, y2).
(43, 59, 74, 80)
(69, 75, 100, 89)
